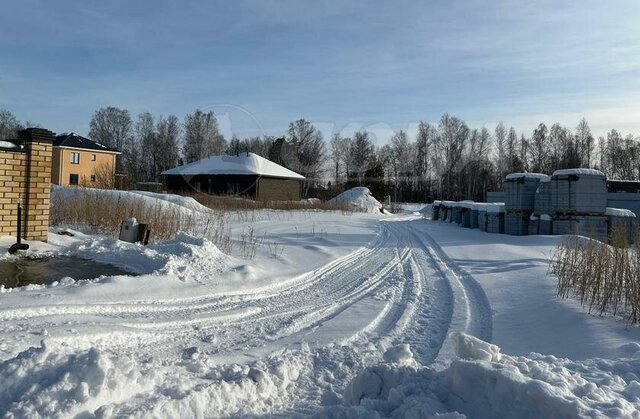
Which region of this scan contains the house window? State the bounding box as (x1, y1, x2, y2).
(91, 154, 96, 161)
(90, 174, 96, 182)
(69, 174, 79, 185)
(70, 152, 80, 164)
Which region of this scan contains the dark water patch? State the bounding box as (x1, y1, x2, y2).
(0, 256, 134, 289)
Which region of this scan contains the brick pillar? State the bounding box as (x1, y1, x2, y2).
(18, 128, 54, 241)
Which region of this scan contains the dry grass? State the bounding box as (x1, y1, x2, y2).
(50, 189, 218, 244)
(50, 189, 358, 260)
(550, 227, 640, 324)
(190, 193, 356, 213)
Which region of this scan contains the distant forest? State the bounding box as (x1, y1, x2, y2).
(1, 108, 638, 202)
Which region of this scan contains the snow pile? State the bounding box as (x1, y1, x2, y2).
(0, 341, 154, 417)
(329, 187, 383, 213)
(606, 207, 637, 218)
(130, 190, 211, 213)
(54, 232, 228, 282)
(327, 334, 640, 417)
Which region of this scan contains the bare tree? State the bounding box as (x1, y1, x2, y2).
(89, 107, 133, 180)
(183, 110, 226, 163)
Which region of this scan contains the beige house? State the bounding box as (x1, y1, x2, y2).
(52, 133, 120, 187)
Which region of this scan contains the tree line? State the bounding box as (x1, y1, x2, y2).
(1, 107, 639, 201)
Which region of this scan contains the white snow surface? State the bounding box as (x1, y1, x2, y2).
(540, 214, 553, 221)
(0, 140, 18, 149)
(552, 168, 606, 177)
(329, 187, 384, 213)
(607, 207, 637, 218)
(2, 190, 640, 417)
(161, 152, 305, 179)
(505, 172, 550, 181)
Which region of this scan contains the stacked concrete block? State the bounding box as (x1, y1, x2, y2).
(486, 203, 506, 234)
(528, 214, 539, 235)
(538, 214, 552, 235)
(432, 200, 441, 221)
(505, 212, 530, 236)
(470, 204, 480, 229)
(553, 215, 608, 242)
(551, 169, 607, 215)
(504, 173, 549, 235)
(606, 207, 636, 244)
(460, 202, 475, 228)
(452, 204, 463, 224)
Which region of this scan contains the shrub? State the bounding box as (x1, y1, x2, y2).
(550, 226, 640, 323)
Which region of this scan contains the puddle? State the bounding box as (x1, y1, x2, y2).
(0, 256, 134, 289)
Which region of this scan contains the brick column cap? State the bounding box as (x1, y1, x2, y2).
(18, 128, 56, 143)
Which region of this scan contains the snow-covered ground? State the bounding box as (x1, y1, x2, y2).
(1, 191, 640, 417)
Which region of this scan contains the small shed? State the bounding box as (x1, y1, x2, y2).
(606, 207, 636, 244)
(551, 168, 607, 215)
(505, 173, 550, 212)
(162, 152, 305, 201)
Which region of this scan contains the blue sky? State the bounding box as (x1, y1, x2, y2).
(1, 0, 639, 145)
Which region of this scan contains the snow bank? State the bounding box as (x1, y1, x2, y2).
(129, 190, 211, 213)
(505, 173, 550, 181)
(327, 334, 640, 418)
(606, 207, 637, 218)
(329, 187, 383, 213)
(552, 168, 605, 177)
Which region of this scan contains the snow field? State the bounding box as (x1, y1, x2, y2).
(1, 189, 640, 416)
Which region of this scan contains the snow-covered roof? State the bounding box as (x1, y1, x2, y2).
(162, 153, 305, 180)
(552, 168, 605, 177)
(505, 173, 550, 181)
(606, 207, 637, 218)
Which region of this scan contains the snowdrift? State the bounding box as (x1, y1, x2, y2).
(327, 333, 640, 418)
(3, 332, 639, 417)
(329, 187, 383, 213)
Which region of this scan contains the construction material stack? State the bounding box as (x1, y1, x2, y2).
(460, 201, 475, 228)
(504, 173, 549, 235)
(606, 208, 636, 244)
(432, 200, 441, 221)
(470, 203, 480, 228)
(551, 169, 608, 241)
(486, 203, 506, 234)
(532, 178, 553, 235)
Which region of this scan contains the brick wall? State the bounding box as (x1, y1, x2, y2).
(257, 177, 302, 201)
(0, 128, 53, 242)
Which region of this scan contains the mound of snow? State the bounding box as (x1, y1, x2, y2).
(325, 334, 640, 418)
(329, 187, 383, 213)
